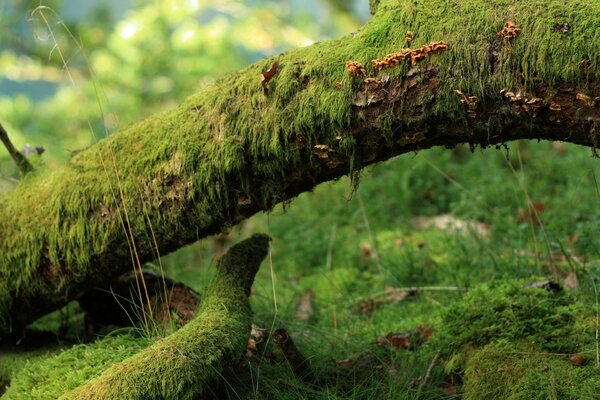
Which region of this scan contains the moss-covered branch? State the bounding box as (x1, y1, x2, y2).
(1, 234, 269, 399)
(0, 123, 32, 175)
(1, 0, 599, 336)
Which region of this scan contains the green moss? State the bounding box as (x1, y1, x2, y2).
(463, 340, 600, 399)
(2, 0, 598, 334)
(369, 0, 381, 15)
(428, 278, 598, 397)
(58, 234, 268, 400)
(433, 279, 593, 357)
(2, 235, 268, 399)
(2, 334, 151, 399)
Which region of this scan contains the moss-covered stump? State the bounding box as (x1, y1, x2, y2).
(2, 234, 270, 400)
(432, 279, 599, 398)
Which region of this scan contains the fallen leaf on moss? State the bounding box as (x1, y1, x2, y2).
(261, 60, 280, 96)
(569, 355, 588, 366)
(377, 325, 433, 350)
(377, 332, 412, 349)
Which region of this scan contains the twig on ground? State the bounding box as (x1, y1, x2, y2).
(422, 351, 440, 387)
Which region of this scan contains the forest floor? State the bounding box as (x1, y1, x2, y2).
(3, 140, 600, 399)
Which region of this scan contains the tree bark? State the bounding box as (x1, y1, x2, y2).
(1, 0, 599, 337)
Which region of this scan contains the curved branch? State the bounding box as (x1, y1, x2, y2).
(1, 0, 599, 336)
(5, 234, 270, 400)
(0, 123, 32, 175)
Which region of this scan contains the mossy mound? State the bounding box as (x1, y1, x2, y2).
(463, 340, 600, 399)
(431, 279, 598, 398)
(1, 333, 152, 399)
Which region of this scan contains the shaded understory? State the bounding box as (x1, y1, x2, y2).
(3, 141, 600, 399)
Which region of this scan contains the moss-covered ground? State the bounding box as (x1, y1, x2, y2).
(3, 140, 600, 399)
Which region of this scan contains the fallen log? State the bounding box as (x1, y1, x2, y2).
(1, 0, 599, 336)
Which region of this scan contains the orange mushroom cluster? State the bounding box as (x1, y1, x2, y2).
(371, 41, 448, 71)
(454, 89, 479, 118)
(345, 60, 367, 77)
(497, 20, 521, 40)
(501, 89, 544, 116)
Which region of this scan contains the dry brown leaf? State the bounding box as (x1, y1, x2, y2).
(260, 60, 280, 96)
(377, 332, 411, 349)
(335, 357, 355, 370)
(377, 325, 433, 350)
(569, 355, 588, 366)
(294, 289, 315, 322)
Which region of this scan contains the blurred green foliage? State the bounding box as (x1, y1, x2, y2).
(0, 0, 366, 177)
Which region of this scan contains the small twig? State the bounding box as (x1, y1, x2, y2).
(0, 123, 33, 174)
(422, 351, 440, 387)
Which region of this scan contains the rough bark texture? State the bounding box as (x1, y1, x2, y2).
(1, 0, 599, 337)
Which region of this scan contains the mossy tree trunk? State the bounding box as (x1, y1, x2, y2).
(1, 0, 599, 337)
